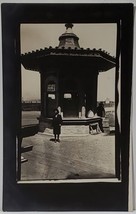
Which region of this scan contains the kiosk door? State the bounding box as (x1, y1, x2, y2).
(63, 92, 79, 117)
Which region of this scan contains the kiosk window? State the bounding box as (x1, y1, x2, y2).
(64, 93, 72, 99)
(48, 94, 55, 99)
(47, 83, 55, 92)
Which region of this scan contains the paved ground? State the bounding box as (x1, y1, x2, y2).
(21, 131, 115, 181)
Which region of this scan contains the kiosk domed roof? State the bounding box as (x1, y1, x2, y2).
(58, 23, 80, 49)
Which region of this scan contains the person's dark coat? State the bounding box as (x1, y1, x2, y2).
(52, 114, 62, 135)
(96, 103, 105, 132)
(96, 104, 105, 117)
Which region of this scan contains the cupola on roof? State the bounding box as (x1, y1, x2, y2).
(21, 23, 116, 72)
(58, 23, 80, 49)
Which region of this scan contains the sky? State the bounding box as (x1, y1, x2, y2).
(21, 23, 117, 101)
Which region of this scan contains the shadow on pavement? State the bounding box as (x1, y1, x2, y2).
(66, 172, 116, 179)
(103, 130, 115, 136)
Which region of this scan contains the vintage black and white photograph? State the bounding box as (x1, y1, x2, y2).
(2, 3, 134, 211)
(20, 23, 118, 181)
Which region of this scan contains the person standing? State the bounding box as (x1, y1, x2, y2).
(96, 102, 105, 132)
(52, 108, 62, 143)
(97, 102, 105, 117)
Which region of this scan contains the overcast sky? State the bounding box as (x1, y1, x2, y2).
(21, 23, 117, 101)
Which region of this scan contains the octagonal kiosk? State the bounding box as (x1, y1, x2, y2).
(21, 23, 116, 135)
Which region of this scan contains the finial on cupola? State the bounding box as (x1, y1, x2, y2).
(58, 23, 80, 49)
(65, 23, 74, 29)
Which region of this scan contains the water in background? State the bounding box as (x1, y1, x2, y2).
(22, 111, 40, 126)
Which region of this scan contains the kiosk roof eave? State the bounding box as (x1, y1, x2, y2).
(21, 51, 116, 73)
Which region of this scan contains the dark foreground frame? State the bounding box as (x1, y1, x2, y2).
(2, 3, 133, 211)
